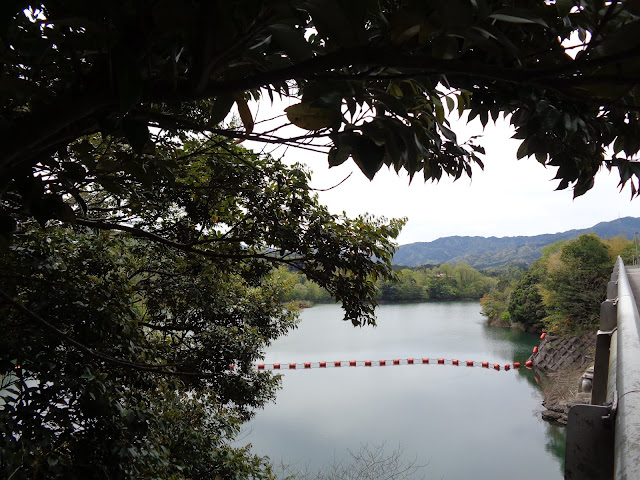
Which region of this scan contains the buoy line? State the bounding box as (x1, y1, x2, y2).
(227, 333, 546, 373)
(253, 358, 527, 371)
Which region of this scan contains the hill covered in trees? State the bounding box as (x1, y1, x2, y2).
(480, 233, 634, 333)
(393, 217, 640, 268)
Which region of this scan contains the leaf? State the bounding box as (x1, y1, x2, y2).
(470, 144, 486, 155)
(285, 103, 339, 130)
(71, 193, 88, 216)
(209, 95, 235, 125)
(351, 137, 385, 180)
(489, 8, 548, 27)
(268, 24, 313, 61)
(440, 124, 457, 142)
(388, 84, 403, 98)
(328, 132, 385, 180)
(614, 136, 625, 155)
(328, 146, 348, 167)
(456, 94, 467, 117)
(346, 96, 357, 117)
(55, 199, 77, 223)
(573, 177, 595, 198)
(445, 96, 455, 114)
(378, 92, 409, 118)
(479, 110, 489, 127)
(122, 117, 150, 153)
(234, 94, 254, 134)
(328, 133, 356, 167)
(381, 124, 404, 167)
(433, 97, 445, 125)
(516, 138, 530, 159)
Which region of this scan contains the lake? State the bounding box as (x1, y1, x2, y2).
(238, 302, 565, 480)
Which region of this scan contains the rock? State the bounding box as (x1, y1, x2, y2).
(542, 409, 567, 425)
(546, 404, 569, 414)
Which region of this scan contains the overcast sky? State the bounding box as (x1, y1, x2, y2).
(247, 99, 639, 246)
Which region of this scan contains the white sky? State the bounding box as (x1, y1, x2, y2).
(246, 99, 639, 246)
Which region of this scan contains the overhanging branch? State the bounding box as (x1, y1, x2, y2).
(0, 288, 211, 377)
(74, 218, 301, 265)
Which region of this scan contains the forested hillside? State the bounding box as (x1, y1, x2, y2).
(393, 217, 640, 268)
(480, 234, 635, 333)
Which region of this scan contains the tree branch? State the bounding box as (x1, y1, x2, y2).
(6, 43, 639, 178)
(0, 288, 243, 379)
(139, 322, 195, 332)
(74, 218, 300, 265)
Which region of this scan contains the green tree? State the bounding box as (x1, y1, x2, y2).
(4, 0, 640, 240)
(285, 273, 332, 303)
(379, 280, 402, 302)
(2, 226, 286, 479)
(3, 1, 640, 475)
(377, 264, 495, 301)
(426, 276, 457, 300)
(619, 241, 638, 265)
(0, 139, 403, 478)
(480, 280, 513, 324)
(605, 235, 635, 264)
(452, 263, 497, 298)
(543, 234, 614, 331)
(507, 270, 547, 331)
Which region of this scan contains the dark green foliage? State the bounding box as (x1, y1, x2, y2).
(543, 234, 614, 330)
(1, 225, 284, 479)
(620, 242, 639, 265)
(480, 280, 513, 325)
(278, 263, 497, 303)
(0, 139, 403, 478)
(3, 1, 640, 475)
(4, 1, 640, 232)
(426, 277, 458, 301)
(279, 269, 332, 304)
(377, 264, 497, 302)
(507, 271, 547, 330)
(483, 234, 618, 332)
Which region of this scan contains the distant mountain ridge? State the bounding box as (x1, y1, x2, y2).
(393, 217, 640, 268)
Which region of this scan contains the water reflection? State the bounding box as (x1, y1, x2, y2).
(242, 302, 565, 479)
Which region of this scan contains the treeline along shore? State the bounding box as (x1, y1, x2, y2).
(278, 232, 636, 339)
(274, 262, 502, 305)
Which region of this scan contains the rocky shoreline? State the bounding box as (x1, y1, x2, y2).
(530, 331, 597, 425)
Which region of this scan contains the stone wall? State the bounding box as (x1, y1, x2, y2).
(532, 331, 597, 372)
(531, 331, 597, 424)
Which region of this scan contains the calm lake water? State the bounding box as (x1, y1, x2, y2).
(239, 302, 565, 480)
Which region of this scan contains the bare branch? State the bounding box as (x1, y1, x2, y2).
(311, 172, 353, 192)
